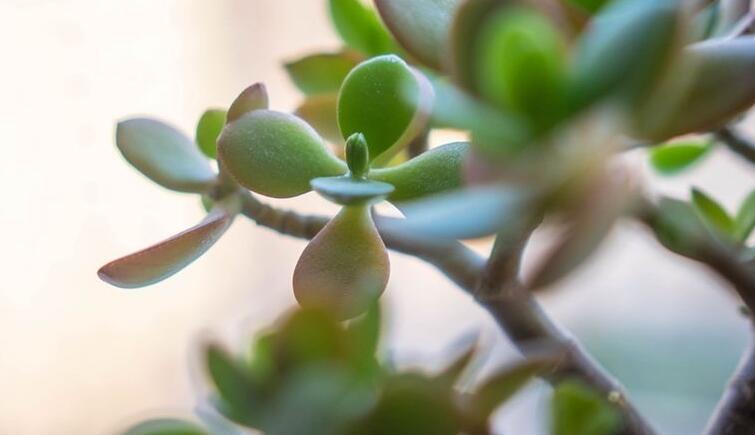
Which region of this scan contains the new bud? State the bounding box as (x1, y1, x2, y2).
(346, 132, 370, 178)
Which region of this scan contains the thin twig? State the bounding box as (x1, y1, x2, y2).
(705, 333, 755, 435)
(716, 127, 755, 166)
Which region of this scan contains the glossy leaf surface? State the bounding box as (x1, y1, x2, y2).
(649, 139, 712, 175)
(219, 110, 347, 198)
(692, 188, 735, 238)
(116, 118, 216, 193)
(311, 176, 394, 206)
(196, 109, 227, 159)
(227, 83, 269, 123)
(329, 0, 397, 56)
(285, 51, 361, 96)
(338, 55, 433, 165)
(98, 207, 235, 288)
(293, 206, 389, 320)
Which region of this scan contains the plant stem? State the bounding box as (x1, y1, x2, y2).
(716, 127, 755, 166)
(705, 333, 755, 435)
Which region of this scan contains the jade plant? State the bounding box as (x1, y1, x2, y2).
(101, 0, 755, 434)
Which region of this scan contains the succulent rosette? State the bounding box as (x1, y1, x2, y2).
(99, 54, 471, 319)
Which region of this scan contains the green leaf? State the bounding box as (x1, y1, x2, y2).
(552, 381, 621, 435)
(285, 51, 361, 96)
(328, 0, 397, 56)
(196, 109, 227, 159)
(397, 186, 531, 240)
(311, 176, 394, 206)
(276, 308, 346, 367)
(338, 55, 433, 165)
(692, 188, 735, 238)
(475, 7, 567, 130)
(566, 0, 610, 14)
(122, 419, 208, 435)
(295, 94, 343, 146)
(649, 197, 709, 258)
(98, 205, 236, 288)
(345, 302, 382, 373)
(448, 0, 502, 92)
(735, 189, 755, 242)
(293, 206, 389, 320)
(646, 37, 755, 140)
(370, 142, 470, 203)
(227, 83, 269, 123)
(218, 110, 347, 198)
(374, 0, 461, 70)
(116, 118, 216, 193)
(206, 344, 262, 426)
(649, 139, 712, 175)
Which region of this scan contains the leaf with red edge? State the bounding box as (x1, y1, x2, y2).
(227, 83, 269, 123)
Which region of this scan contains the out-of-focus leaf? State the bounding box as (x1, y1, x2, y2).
(357, 374, 459, 435)
(98, 206, 236, 288)
(475, 7, 567, 130)
(735, 189, 755, 242)
(227, 83, 269, 123)
(690, 1, 720, 41)
(551, 381, 621, 435)
(566, 0, 610, 14)
(649, 139, 712, 175)
(436, 335, 477, 386)
(345, 303, 382, 376)
(218, 110, 347, 198)
(122, 419, 208, 435)
(570, 0, 680, 110)
(647, 37, 755, 140)
(370, 142, 470, 202)
(649, 197, 709, 258)
(374, 0, 461, 70)
(692, 188, 735, 238)
(397, 186, 532, 240)
(196, 109, 227, 159)
(449, 0, 502, 91)
(293, 207, 389, 320)
(469, 355, 558, 422)
(285, 51, 361, 96)
(311, 176, 394, 206)
(714, 0, 751, 36)
(328, 0, 397, 56)
(116, 118, 216, 193)
(338, 55, 433, 166)
(275, 308, 347, 367)
(295, 94, 343, 146)
(206, 344, 262, 426)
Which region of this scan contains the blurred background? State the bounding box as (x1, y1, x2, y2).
(1, 1, 754, 434)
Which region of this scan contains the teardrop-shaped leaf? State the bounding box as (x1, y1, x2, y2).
(370, 142, 470, 202)
(338, 55, 434, 166)
(649, 139, 712, 175)
(98, 206, 236, 288)
(552, 381, 622, 435)
(227, 83, 269, 123)
(329, 0, 398, 56)
(735, 189, 755, 242)
(398, 186, 532, 240)
(285, 51, 361, 96)
(647, 37, 755, 140)
(196, 109, 227, 159)
(122, 419, 208, 435)
(295, 94, 343, 146)
(293, 206, 389, 320)
(374, 0, 462, 70)
(218, 110, 347, 198)
(449, 0, 502, 92)
(476, 7, 568, 131)
(692, 188, 735, 238)
(311, 176, 394, 206)
(116, 118, 216, 193)
(570, 0, 681, 110)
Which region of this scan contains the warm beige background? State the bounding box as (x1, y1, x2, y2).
(1, 1, 753, 434)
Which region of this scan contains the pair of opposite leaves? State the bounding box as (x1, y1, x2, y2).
(99, 55, 470, 319)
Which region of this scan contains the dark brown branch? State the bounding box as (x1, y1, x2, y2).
(407, 129, 429, 159)
(716, 127, 755, 166)
(705, 333, 755, 435)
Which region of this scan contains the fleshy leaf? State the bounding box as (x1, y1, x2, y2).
(311, 176, 394, 206)
(122, 419, 208, 435)
(227, 83, 269, 123)
(285, 51, 361, 96)
(293, 206, 389, 320)
(449, 0, 502, 92)
(116, 118, 216, 193)
(98, 205, 236, 288)
(205, 344, 262, 426)
(692, 188, 735, 238)
(338, 55, 433, 165)
(566, 0, 610, 14)
(374, 0, 461, 70)
(196, 109, 227, 159)
(295, 94, 343, 146)
(397, 186, 531, 240)
(735, 189, 755, 242)
(646, 37, 755, 140)
(475, 7, 568, 130)
(649, 197, 709, 258)
(370, 142, 470, 202)
(552, 381, 622, 435)
(649, 139, 712, 175)
(328, 0, 397, 56)
(218, 110, 347, 198)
